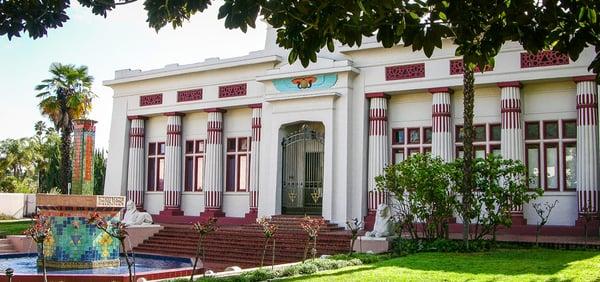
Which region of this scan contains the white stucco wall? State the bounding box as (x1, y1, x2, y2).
(103, 31, 597, 227)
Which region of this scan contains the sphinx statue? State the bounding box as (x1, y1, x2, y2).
(122, 200, 153, 226)
(365, 203, 394, 238)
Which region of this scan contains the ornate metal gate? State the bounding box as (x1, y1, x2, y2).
(281, 125, 324, 215)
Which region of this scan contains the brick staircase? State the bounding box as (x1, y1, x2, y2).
(133, 216, 351, 271)
(0, 239, 16, 254)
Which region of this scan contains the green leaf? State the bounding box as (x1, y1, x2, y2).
(438, 11, 447, 21)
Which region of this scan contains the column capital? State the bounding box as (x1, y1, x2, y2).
(204, 108, 227, 113)
(248, 103, 263, 109)
(573, 75, 597, 83)
(127, 115, 148, 120)
(497, 81, 522, 88)
(365, 92, 390, 99)
(428, 87, 454, 94)
(163, 112, 186, 117)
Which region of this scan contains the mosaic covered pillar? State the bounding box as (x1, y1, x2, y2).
(366, 93, 390, 230)
(201, 108, 226, 218)
(246, 104, 262, 220)
(160, 112, 184, 216)
(126, 116, 146, 208)
(498, 82, 526, 222)
(574, 76, 599, 219)
(71, 119, 96, 195)
(429, 88, 454, 162)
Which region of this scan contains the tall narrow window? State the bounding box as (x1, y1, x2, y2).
(455, 124, 499, 158)
(564, 143, 577, 190)
(545, 144, 559, 190)
(184, 140, 204, 192)
(147, 142, 165, 191)
(526, 144, 540, 189)
(225, 137, 251, 192)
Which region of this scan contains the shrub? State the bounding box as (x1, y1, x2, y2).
(392, 238, 495, 256)
(310, 259, 339, 271)
(0, 214, 16, 220)
(348, 258, 363, 266)
(279, 265, 300, 277)
(297, 263, 319, 275)
(375, 154, 456, 240)
(239, 269, 275, 282)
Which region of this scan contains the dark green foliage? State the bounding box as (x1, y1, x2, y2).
(392, 238, 495, 256)
(375, 154, 456, 240)
(93, 150, 106, 195)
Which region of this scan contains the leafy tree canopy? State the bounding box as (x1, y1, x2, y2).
(2, 1, 599, 78)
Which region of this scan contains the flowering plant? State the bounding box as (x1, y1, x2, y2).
(257, 217, 278, 268)
(346, 217, 363, 255)
(23, 215, 51, 282)
(300, 216, 325, 261)
(191, 217, 218, 280)
(88, 212, 134, 282)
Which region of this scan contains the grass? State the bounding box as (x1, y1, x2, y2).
(0, 221, 31, 237)
(282, 249, 600, 282)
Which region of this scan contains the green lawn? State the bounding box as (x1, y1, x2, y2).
(284, 249, 600, 282)
(0, 221, 31, 237)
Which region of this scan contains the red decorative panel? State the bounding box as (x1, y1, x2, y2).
(385, 63, 425, 81)
(84, 135, 93, 181)
(219, 83, 247, 98)
(520, 51, 569, 68)
(177, 89, 202, 102)
(449, 59, 493, 75)
(140, 94, 163, 106)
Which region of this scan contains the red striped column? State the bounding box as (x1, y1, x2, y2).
(247, 104, 262, 219)
(498, 81, 526, 222)
(201, 108, 226, 218)
(429, 88, 454, 162)
(160, 112, 185, 216)
(574, 76, 599, 219)
(126, 116, 147, 208)
(366, 93, 390, 230)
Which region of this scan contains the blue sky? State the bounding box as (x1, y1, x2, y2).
(0, 1, 266, 150)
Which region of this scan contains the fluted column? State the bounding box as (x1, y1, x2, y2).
(498, 82, 526, 222)
(246, 104, 262, 219)
(574, 76, 599, 219)
(429, 88, 454, 162)
(126, 116, 147, 208)
(366, 93, 390, 230)
(201, 108, 226, 218)
(160, 112, 184, 216)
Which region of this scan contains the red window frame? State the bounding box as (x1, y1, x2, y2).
(391, 128, 406, 145)
(543, 120, 560, 140)
(563, 142, 577, 191)
(525, 144, 541, 190)
(525, 121, 540, 140)
(562, 119, 577, 139)
(184, 140, 204, 192)
(543, 143, 560, 190)
(147, 142, 165, 191)
(225, 137, 251, 192)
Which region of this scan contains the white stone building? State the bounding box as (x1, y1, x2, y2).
(104, 27, 598, 230)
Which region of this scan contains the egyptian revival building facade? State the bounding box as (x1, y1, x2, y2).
(104, 27, 599, 230)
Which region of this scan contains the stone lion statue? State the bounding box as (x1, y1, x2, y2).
(366, 203, 393, 237)
(122, 200, 153, 226)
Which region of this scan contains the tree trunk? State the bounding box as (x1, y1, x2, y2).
(60, 123, 72, 194)
(462, 68, 475, 249)
(41, 243, 48, 282)
(191, 237, 202, 281)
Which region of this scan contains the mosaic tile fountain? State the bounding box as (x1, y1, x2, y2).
(36, 194, 125, 269)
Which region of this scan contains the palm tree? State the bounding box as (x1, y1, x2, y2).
(35, 63, 94, 194)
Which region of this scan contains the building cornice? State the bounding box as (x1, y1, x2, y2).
(103, 55, 282, 86)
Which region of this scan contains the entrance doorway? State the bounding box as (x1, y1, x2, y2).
(281, 124, 324, 215)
